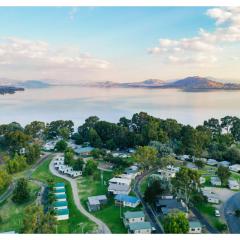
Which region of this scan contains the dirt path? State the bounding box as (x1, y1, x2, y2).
(49, 159, 111, 234)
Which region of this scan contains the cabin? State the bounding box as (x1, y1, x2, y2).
(53, 201, 68, 210)
(128, 222, 152, 234)
(69, 171, 82, 178)
(229, 164, 240, 173)
(54, 188, 66, 195)
(155, 198, 188, 216)
(207, 159, 218, 166)
(54, 182, 65, 190)
(200, 177, 206, 184)
(115, 194, 140, 208)
(189, 221, 202, 234)
(210, 176, 221, 186)
(87, 195, 108, 212)
(228, 179, 240, 190)
(201, 189, 220, 204)
(43, 141, 56, 151)
(123, 211, 145, 227)
(158, 165, 179, 180)
(56, 209, 69, 221)
(108, 177, 131, 195)
(75, 146, 94, 156)
(55, 193, 67, 202)
(218, 161, 230, 168)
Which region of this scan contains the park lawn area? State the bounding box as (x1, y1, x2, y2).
(78, 170, 142, 233)
(0, 181, 40, 233)
(32, 158, 97, 233)
(195, 202, 226, 232)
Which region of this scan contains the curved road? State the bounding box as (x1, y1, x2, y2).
(49, 159, 111, 234)
(224, 192, 240, 233)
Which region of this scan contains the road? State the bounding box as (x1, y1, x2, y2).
(224, 192, 240, 233)
(49, 159, 111, 234)
(0, 153, 51, 204)
(133, 168, 164, 234)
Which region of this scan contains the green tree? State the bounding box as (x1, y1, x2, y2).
(172, 167, 200, 205)
(25, 144, 41, 165)
(6, 154, 28, 174)
(133, 146, 158, 169)
(194, 159, 205, 169)
(217, 165, 230, 186)
(144, 180, 164, 205)
(0, 168, 12, 193)
(224, 146, 240, 164)
(163, 211, 189, 233)
(12, 178, 30, 204)
(84, 159, 98, 176)
(73, 158, 84, 171)
(22, 205, 57, 233)
(64, 147, 75, 165)
(55, 140, 68, 152)
(88, 128, 102, 148)
(25, 121, 45, 138)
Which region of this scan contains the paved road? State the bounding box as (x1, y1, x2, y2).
(133, 168, 164, 234)
(224, 192, 240, 233)
(49, 159, 111, 234)
(0, 153, 51, 204)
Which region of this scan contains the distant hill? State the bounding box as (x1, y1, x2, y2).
(0, 86, 24, 95)
(17, 80, 50, 89)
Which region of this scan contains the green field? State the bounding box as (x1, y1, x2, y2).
(32, 158, 97, 233)
(0, 181, 40, 233)
(78, 170, 142, 233)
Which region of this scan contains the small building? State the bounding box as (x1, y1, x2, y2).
(218, 161, 230, 168)
(177, 155, 190, 161)
(155, 198, 188, 216)
(158, 165, 179, 180)
(210, 176, 221, 186)
(186, 162, 198, 170)
(189, 221, 202, 234)
(19, 147, 26, 155)
(55, 193, 67, 202)
(54, 182, 65, 190)
(69, 171, 82, 178)
(54, 188, 66, 195)
(54, 201, 68, 210)
(128, 221, 152, 234)
(87, 195, 108, 212)
(124, 165, 139, 178)
(123, 211, 145, 227)
(115, 194, 140, 208)
(56, 208, 69, 221)
(228, 179, 240, 190)
(207, 159, 218, 166)
(108, 184, 131, 195)
(229, 164, 240, 173)
(75, 146, 94, 156)
(201, 189, 219, 204)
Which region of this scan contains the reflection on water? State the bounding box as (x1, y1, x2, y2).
(0, 85, 240, 127)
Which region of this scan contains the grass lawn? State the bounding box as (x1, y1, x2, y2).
(195, 202, 227, 232)
(139, 176, 148, 194)
(78, 170, 143, 233)
(32, 158, 97, 233)
(0, 181, 40, 233)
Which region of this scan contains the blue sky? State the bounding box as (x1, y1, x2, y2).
(0, 7, 239, 83)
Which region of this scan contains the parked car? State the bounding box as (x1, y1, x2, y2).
(215, 209, 220, 217)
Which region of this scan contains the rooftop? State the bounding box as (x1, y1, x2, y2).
(55, 194, 67, 199)
(75, 146, 94, 154)
(109, 177, 131, 185)
(115, 194, 140, 204)
(124, 211, 145, 219)
(156, 198, 188, 213)
(189, 221, 202, 229)
(56, 208, 69, 216)
(129, 221, 151, 231)
(88, 195, 107, 205)
(54, 182, 65, 187)
(54, 201, 68, 207)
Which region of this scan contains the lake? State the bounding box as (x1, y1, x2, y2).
(0, 85, 240, 127)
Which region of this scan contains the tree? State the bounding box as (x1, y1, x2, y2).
(224, 146, 240, 164)
(73, 158, 84, 171)
(194, 160, 205, 169)
(217, 165, 230, 186)
(6, 154, 28, 174)
(88, 128, 102, 148)
(64, 147, 75, 165)
(157, 156, 176, 169)
(163, 211, 189, 233)
(25, 144, 41, 165)
(204, 118, 221, 136)
(144, 180, 164, 205)
(172, 167, 200, 205)
(12, 178, 30, 204)
(0, 168, 11, 193)
(0, 214, 3, 224)
(149, 141, 173, 158)
(133, 146, 158, 169)
(25, 121, 45, 138)
(221, 116, 235, 133)
(55, 140, 67, 152)
(22, 205, 57, 233)
(84, 160, 98, 176)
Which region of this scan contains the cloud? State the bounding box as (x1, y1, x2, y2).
(148, 7, 240, 66)
(0, 37, 109, 71)
(68, 7, 78, 21)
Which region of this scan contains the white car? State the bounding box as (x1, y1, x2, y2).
(215, 209, 220, 217)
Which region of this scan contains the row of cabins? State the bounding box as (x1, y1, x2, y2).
(53, 183, 69, 220)
(54, 155, 82, 178)
(210, 176, 239, 190)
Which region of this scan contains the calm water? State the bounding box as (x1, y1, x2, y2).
(0, 85, 240, 127)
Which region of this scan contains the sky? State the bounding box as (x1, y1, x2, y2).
(0, 7, 240, 83)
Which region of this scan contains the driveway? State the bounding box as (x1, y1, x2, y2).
(49, 159, 111, 234)
(224, 192, 240, 233)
